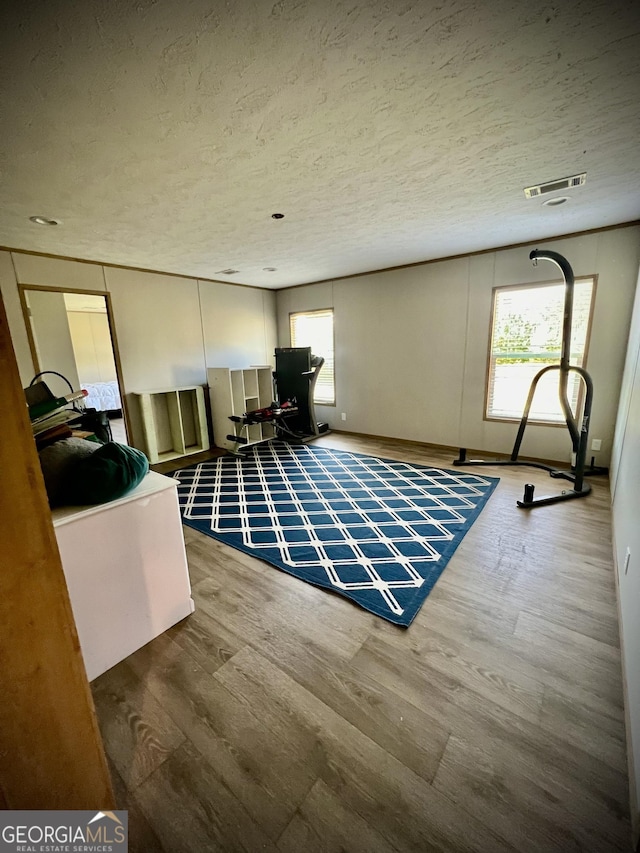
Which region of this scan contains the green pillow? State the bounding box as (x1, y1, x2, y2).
(39, 437, 101, 507)
(66, 442, 149, 506)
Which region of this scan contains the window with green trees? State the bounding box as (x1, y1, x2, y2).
(486, 277, 596, 423)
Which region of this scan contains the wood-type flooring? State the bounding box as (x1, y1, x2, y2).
(92, 434, 631, 852)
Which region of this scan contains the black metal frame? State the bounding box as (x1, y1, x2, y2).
(273, 347, 325, 442)
(453, 249, 604, 509)
(225, 349, 329, 453)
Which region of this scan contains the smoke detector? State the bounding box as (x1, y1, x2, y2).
(524, 173, 586, 199)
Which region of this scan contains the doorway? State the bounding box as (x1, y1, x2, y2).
(20, 285, 129, 444)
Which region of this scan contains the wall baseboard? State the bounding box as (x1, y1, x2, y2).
(327, 428, 569, 468)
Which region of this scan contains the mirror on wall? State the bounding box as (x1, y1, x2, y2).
(21, 286, 129, 444)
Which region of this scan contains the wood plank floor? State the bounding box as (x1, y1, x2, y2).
(92, 434, 631, 852)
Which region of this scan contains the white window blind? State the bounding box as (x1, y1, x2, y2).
(290, 309, 335, 405)
(486, 277, 595, 423)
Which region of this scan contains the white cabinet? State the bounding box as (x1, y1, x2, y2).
(208, 366, 275, 452)
(135, 385, 209, 464)
(52, 472, 195, 681)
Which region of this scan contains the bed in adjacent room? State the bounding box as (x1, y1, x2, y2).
(82, 380, 122, 413)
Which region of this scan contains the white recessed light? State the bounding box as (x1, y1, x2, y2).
(263, 267, 277, 272)
(29, 215, 61, 225)
(542, 196, 570, 207)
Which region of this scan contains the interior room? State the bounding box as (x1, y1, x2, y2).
(1, 1, 640, 851)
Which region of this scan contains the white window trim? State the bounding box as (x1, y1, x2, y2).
(289, 308, 335, 406)
(485, 275, 597, 426)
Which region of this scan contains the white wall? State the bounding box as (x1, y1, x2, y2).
(277, 225, 640, 464)
(0, 252, 277, 449)
(104, 267, 206, 394)
(199, 281, 277, 370)
(610, 264, 640, 840)
(67, 311, 118, 386)
(26, 290, 80, 396)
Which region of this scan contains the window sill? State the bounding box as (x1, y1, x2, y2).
(484, 415, 568, 428)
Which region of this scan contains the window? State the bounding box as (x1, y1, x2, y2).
(290, 308, 335, 405)
(486, 277, 595, 423)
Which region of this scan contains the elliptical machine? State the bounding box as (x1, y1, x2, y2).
(454, 249, 604, 509)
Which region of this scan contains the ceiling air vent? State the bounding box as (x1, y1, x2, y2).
(216, 268, 240, 275)
(524, 173, 586, 199)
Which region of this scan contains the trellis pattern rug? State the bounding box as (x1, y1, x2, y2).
(173, 442, 499, 626)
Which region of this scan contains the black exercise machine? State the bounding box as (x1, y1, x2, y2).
(453, 249, 605, 509)
(273, 347, 329, 441)
(228, 347, 330, 448)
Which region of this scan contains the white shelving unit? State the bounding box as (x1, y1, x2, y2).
(208, 366, 275, 452)
(135, 385, 209, 463)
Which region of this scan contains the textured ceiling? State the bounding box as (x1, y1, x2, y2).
(1, 0, 639, 289)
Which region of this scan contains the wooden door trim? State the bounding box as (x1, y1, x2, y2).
(0, 289, 114, 808)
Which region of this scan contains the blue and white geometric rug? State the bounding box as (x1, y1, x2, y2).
(173, 442, 499, 627)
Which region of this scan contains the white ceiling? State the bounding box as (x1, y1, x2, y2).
(1, 0, 639, 290)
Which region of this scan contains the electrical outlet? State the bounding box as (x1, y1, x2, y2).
(591, 438, 602, 451)
(341, 412, 347, 421)
(624, 547, 631, 575)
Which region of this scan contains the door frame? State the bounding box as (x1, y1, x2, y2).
(0, 288, 114, 807)
(18, 282, 131, 443)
